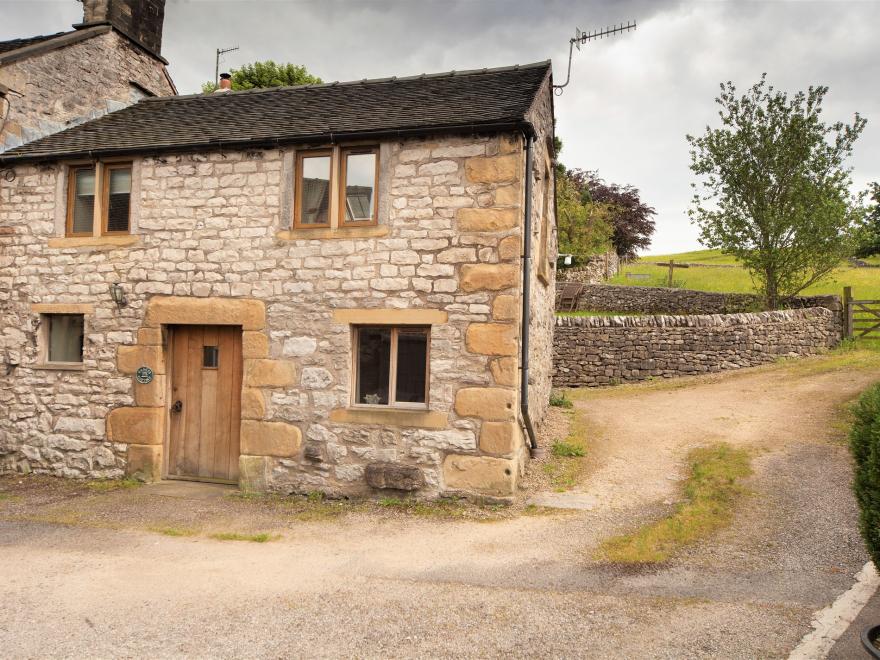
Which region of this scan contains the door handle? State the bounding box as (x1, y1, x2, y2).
(171, 400, 183, 413)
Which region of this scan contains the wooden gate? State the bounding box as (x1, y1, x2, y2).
(844, 287, 880, 339)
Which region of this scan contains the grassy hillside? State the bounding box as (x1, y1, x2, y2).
(610, 249, 880, 299)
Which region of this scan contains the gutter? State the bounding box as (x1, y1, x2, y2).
(520, 135, 539, 456)
(0, 120, 538, 167)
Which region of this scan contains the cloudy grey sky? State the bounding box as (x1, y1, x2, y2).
(3, 0, 879, 254)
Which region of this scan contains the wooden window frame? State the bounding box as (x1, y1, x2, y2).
(293, 149, 333, 229)
(101, 162, 133, 235)
(352, 325, 430, 410)
(338, 146, 379, 227)
(65, 165, 97, 238)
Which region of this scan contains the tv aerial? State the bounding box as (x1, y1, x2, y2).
(553, 21, 637, 95)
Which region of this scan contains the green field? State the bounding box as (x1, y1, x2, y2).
(612, 249, 880, 300)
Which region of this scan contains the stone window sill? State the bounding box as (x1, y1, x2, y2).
(31, 362, 85, 371)
(276, 226, 389, 241)
(329, 407, 448, 429)
(47, 235, 142, 249)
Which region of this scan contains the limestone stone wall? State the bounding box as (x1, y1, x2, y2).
(557, 251, 620, 284)
(552, 308, 839, 388)
(0, 29, 174, 151)
(0, 126, 555, 499)
(523, 74, 557, 438)
(557, 283, 843, 337)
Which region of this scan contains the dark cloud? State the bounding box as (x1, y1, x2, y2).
(2, 0, 877, 253)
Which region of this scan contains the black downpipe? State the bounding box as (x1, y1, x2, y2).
(520, 136, 539, 456)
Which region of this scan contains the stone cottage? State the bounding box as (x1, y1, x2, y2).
(0, 61, 558, 499)
(0, 0, 175, 152)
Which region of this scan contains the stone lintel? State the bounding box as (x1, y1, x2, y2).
(332, 308, 447, 325)
(31, 303, 95, 315)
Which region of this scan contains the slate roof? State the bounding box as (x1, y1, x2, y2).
(0, 61, 552, 164)
(0, 31, 72, 55)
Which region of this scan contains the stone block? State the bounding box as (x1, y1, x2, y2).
(490, 357, 518, 387)
(134, 374, 166, 407)
(442, 454, 516, 496)
(137, 327, 163, 346)
(242, 332, 269, 358)
(106, 407, 164, 445)
(365, 462, 425, 491)
(465, 154, 520, 184)
(144, 296, 266, 330)
(498, 235, 520, 261)
(244, 359, 296, 387)
(117, 345, 165, 375)
(458, 207, 518, 232)
(492, 295, 518, 321)
(498, 134, 521, 155)
(126, 444, 162, 482)
(240, 388, 266, 420)
(239, 455, 271, 493)
(466, 323, 517, 356)
(480, 422, 519, 456)
(240, 420, 302, 457)
(454, 387, 516, 421)
(460, 264, 518, 292)
(494, 184, 521, 206)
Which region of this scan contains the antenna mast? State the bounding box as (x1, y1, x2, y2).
(554, 21, 636, 95)
(215, 45, 240, 85)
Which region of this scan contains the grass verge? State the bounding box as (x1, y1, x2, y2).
(149, 526, 199, 537)
(209, 532, 278, 543)
(596, 443, 752, 564)
(86, 478, 142, 493)
(543, 408, 590, 491)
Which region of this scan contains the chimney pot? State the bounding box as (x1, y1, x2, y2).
(219, 73, 232, 91)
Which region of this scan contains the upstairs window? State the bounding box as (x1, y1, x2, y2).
(66, 162, 132, 237)
(68, 166, 96, 236)
(340, 148, 378, 225)
(354, 326, 429, 407)
(104, 164, 132, 234)
(293, 146, 379, 230)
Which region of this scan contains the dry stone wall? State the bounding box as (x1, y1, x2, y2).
(552, 308, 839, 388)
(557, 283, 843, 337)
(0, 126, 557, 499)
(557, 251, 620, 284)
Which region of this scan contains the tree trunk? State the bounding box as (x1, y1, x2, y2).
(765, 268, 779, 310)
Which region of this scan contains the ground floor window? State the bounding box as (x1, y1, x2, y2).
(354, 326, 429, 407)
(42, 314, 84, 364)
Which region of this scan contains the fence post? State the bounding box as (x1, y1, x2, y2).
(667, 259, 674, 288)
(843, 286, 853, 339)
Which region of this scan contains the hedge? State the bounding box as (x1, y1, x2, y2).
(851, 383, 880, 567)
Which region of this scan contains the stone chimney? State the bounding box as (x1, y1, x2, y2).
(79, 0, 166, 56)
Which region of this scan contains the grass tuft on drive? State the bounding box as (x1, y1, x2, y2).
(209, 532, 278, 543)
(596, 443, 751, 564)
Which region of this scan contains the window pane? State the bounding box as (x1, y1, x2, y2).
(343, 152, 376, 223)
(356, 327, 391, 405)
(299, 155, 331, 225)
(395, 330, 428, 403)
(47, 314, 84, 363)
(203, 346, 219, 369)
(106, 167, 131, 233)
(72, 168, 95, 234)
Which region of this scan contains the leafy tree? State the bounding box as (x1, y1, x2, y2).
(556, 170, 614, 258)
(688, 75, 867, 309)
(855, 182, 880, 258)
(202, 60, 321, 93)
(566, 169, 656, 259)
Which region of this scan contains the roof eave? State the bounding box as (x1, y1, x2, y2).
(0, 119, 537, 166)
(0, 25, 111, 66)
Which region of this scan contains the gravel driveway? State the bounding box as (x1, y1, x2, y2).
(1, 356, 877, 658)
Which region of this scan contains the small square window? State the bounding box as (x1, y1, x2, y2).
(43, 314, 84, 364)
(354, 326, 429, 407)
(295, 151, 332, 227)
(340, 149, 378, 226)
(203, 346, 219, 369)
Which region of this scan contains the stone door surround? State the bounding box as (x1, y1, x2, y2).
(107, 296, 301, 482)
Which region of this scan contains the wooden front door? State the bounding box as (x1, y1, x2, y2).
(168, 325, 243, 483)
